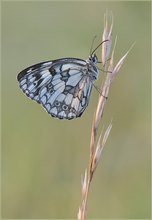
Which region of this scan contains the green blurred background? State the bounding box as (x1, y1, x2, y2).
(2, 1, 151, 219)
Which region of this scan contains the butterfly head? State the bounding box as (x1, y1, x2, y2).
(89, 53, 98, 64)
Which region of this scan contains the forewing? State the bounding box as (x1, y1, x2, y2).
(17, 58, 93, 119)
(17, 61, 54, 103)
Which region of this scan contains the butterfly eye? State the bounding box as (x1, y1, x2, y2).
(92, 54, 98, 63)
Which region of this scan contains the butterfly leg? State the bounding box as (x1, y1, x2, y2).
(92, 83, 108, 99)
(96, 66, 112, 74)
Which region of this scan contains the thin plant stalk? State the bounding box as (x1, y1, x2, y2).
(77, 12, 133, 220)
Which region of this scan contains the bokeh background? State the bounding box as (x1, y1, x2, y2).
(2, 1, 151, 219)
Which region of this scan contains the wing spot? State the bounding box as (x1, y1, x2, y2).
(49, 88, 54, 95)
(48, 84, 53, 89)
(62, 104, 68, 111)
(70, 108, 76, 114)
(54, 100, 60, 107)
(25, 90, 29, 95)
(58, 111, 66, 119)
(50, 107, 57, 115)
(33, 82, 37, 86)
(68, 112, 76, 119)
(49, 67, 56, 76)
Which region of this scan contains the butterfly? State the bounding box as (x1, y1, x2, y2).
(17, 41, 107, 120)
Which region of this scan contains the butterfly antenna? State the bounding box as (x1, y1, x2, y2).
(91, 39, 109, 56)
(90, 35, 97, 56)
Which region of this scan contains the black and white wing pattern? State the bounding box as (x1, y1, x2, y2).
(17, 56, 99, 120)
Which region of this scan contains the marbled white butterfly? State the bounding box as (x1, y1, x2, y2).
(17, 41, 107, 120)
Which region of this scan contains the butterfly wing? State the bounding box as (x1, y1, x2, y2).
(17, 58, 93, 119)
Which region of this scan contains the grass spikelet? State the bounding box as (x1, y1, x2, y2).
(77, 12, 133, 220)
